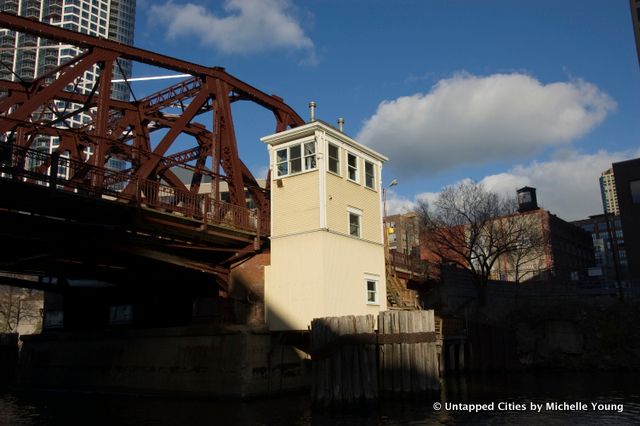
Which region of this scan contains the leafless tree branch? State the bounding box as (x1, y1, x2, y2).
(416, 181, 548, 304)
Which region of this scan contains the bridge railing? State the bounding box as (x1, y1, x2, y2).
(389, 251, 416, 269)
(0, 142, 269, 235)
(203, 197, 260, 232)
(388, 251, 440, 281)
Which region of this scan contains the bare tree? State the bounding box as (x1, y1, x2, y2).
(0, 285, 42, 333)
(416, 181, 547, 304)
(505, 217, 548, 284)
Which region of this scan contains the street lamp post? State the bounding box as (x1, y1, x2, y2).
(383, 179, 398, 218)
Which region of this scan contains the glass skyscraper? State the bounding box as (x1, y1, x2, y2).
(0, 0, 136, 169)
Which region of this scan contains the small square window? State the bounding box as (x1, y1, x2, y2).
(366, 279, 378, 304)
(349, 211, 361, 237)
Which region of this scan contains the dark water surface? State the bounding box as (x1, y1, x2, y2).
(1, 371, 639, 425)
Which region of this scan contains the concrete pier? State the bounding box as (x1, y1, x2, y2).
(16, 325, 310, 398)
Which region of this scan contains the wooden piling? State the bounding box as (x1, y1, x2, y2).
(378, 310, 439, 395)
(310, 314, 377, 406)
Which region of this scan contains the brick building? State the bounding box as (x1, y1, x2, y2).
(421, 187, 594, 285)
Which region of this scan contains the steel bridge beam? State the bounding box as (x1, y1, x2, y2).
(0, 12, 304, 126)
(0, 11, 304, 217)
(0, 11, 306, 295)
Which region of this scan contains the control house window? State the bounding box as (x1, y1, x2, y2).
(347, 152, 358, 182)
(276, 141, 317, 177)
(304, 142, 317, 170)
(328, 143, 340, 174)
(365, 160, 375, 189)
(366, 279, 378, 304)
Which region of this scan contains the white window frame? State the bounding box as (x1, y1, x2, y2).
(365, 276, 379, 305)
(276, 147, 289, 176)
(347, 152, 359, 183)
(364, 160, 375, 190)
(275, 140, 317, 177)
(348, 207, 362, 238)
(303, 141, 317, 170)
(328, 143, 340, 175)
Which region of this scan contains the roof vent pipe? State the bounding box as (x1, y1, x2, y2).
(338, 117, 344, 132)
(309, 101, 316, 122)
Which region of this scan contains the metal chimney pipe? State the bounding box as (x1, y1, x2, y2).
(337, 117, 344, 132)
(309, 101, 316, 122)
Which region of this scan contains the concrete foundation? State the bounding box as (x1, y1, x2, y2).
(16, 325, 310, 398)
(0, 333, 18, 388)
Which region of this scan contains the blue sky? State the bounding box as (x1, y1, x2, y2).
(132, 0, 640, 220)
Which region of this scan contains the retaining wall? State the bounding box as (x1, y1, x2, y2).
(17, 325, 310, 398)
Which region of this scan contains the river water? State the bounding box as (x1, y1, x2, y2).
(1, 371, 639, 425)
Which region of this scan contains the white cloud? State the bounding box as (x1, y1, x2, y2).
(150, 0, 316, 62)
(479, 149, 640, 221)
(358, 72, 616, 178)
(384, 190, 417, 215)
(389, 149, 640, 221)
(386, 190, 439, 215)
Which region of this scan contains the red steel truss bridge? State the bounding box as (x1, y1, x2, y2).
(0, 12, 304, 303)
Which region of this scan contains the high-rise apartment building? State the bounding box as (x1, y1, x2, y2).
(0, 0, 136, 163)
(599, 167, 620, 215)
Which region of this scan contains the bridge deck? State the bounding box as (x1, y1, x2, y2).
(0, 143, 268, 292)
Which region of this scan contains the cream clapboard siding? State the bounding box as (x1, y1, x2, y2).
(262, 120, 388, 331)
(265, 231, 386, 331)
(265, 233, 326, 331)
(326, 171, 382, 243)
(271, 170, 320, 237)
(320, 232, 386, 316)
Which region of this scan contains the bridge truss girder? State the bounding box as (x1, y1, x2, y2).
(0, 12, 305, 221)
